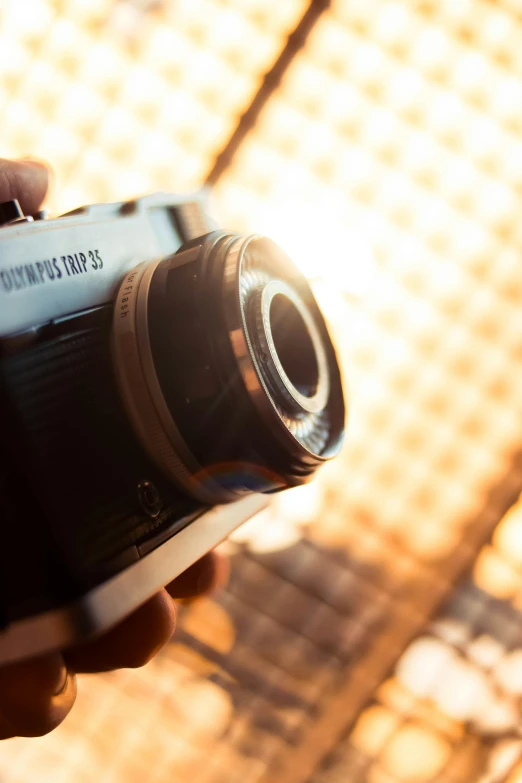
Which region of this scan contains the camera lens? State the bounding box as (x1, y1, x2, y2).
(113, 231, 345, 504)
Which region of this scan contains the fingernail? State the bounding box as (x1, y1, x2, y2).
(52, 666, 69, 697)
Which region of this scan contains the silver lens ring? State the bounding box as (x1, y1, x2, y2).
(222, 236, 333, 456)
(247, 279, 330, 416)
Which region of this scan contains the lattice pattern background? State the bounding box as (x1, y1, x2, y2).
(2, 0, 522, 781)
(0, 0, 306, 208)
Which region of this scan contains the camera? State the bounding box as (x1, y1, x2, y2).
(0, 192, 345, 664)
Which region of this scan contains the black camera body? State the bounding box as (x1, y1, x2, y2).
(0, 193, 344, 664)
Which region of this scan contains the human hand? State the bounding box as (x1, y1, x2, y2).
(0, 158, 229, 739)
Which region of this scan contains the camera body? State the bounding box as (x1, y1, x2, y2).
(0, 193, 344, 664)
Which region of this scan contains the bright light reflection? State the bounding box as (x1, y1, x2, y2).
(467, 635, 505, 669)
(494, 650, 522, 697)
(181, 598, 236, 654)
(483, 740, 522, 783)
(351, 705, 400, 755)
(253, 199, 377, 295)
(492, 500, 522, 569)
(473, 545, 521, 600)
(228, 507, 302, 553)
(381, 723, 451, 780)
(435, 658, 494, 721)
(171, 678, 233, 741)
(474, 697, 519, 735)
(274, 481, 324, 525)
(396, 636, 458, 700)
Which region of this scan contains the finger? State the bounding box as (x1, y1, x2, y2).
(0, 653, 75, 738)
(166, 551, 230, 599)
(0, 158, 50, 215)
(64, 589, 176, 674)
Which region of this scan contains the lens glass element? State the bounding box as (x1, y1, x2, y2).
(269, 292, 319, 399)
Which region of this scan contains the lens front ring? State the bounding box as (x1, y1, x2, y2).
(246, 279, 330, 416)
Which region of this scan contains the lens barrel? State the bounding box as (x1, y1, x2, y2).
(113, 231, 345, 504)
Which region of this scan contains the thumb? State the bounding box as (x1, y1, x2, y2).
(0, 653, 76, 738)
(0, 158, 50, 216)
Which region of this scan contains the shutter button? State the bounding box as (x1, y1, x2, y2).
(0, 200, 34, 226)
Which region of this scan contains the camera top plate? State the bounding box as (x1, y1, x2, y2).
(0, 192, 213, 338)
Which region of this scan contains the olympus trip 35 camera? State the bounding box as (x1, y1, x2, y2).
(0, 192, 345, 664)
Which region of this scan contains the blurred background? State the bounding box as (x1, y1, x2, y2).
(2, 0, 522, 780)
